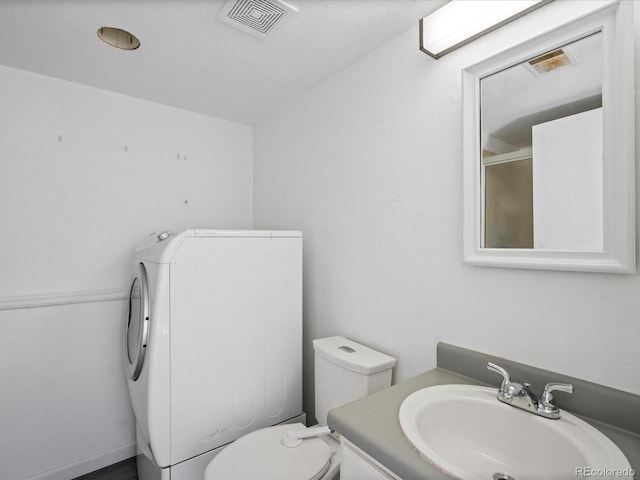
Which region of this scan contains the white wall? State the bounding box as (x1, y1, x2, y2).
(253, 1, 640, 422)
(0, 66, 253, 479)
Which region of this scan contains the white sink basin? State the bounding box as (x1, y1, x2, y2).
(399, 384, 632, 480)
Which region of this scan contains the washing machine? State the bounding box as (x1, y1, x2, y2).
(123, 229, 304, 479)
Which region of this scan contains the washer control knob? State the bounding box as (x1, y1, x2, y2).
(157, 231, 171, 242)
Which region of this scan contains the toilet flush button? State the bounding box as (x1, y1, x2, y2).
(157, 231, 171, 242)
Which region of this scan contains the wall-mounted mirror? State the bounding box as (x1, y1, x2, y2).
(463, 1, 635, 273)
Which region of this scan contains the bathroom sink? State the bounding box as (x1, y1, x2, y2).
(399, 384, 632, 480)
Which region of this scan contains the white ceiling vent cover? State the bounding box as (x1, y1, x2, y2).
(218, 0, 297, 39)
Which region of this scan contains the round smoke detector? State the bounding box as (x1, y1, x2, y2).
(97, 27, 140, 50)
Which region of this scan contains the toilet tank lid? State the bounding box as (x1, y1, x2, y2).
(313, 336, 396, 375)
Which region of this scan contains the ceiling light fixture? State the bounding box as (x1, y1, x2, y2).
(97, 27, 140, 51)
(419, 0, 553, 59)
(524, 47, 578, 75)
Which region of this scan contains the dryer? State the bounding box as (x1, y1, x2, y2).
(123, 229, 304, 479)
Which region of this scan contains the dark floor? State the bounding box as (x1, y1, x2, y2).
(72, 457, 137, 480)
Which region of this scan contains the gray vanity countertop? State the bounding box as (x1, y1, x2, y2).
(327, 368, 640, 480)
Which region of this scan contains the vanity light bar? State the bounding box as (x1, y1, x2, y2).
(419, 0, 553, 59)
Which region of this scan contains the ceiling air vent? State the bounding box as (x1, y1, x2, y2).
(218, 0, 297, 39)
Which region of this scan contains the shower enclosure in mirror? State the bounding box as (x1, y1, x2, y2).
(463, 0, 634, 273)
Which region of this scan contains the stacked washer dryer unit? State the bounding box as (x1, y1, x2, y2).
(123, 229, 304, 480)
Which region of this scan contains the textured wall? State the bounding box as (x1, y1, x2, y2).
(0, 65, 253, 479)
(253, 2, 640, 424)
(0, 65, 252, 296)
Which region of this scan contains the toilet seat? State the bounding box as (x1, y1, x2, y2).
(205, 423, 332, 480)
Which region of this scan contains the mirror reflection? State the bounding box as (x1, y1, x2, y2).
(480, 32, 603, 250)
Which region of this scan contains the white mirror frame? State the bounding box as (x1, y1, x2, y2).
(462, 0, 635, 274)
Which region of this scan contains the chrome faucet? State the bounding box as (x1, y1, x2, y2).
(487, 362, 573, 419)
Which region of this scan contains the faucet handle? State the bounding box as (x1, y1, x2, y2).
(487, 362, 511, 390)
(541, 382, 574, 406)
(538, 382, 573, 418)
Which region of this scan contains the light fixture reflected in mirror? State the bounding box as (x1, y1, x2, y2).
(419, 0, 552, 59)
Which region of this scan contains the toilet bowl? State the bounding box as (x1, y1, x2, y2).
(204, 336, 396, 480)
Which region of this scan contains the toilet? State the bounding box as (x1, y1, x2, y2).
(204, 336, 396, 480)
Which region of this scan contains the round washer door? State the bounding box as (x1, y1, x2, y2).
(124, 262, 150, 380)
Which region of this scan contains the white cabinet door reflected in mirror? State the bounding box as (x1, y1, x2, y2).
(532, 108, 603, 250)
(463, 1, 635, 273)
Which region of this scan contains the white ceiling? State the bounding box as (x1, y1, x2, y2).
(0, 0, 445, 125)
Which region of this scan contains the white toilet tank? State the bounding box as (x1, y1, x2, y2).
(313, 336, 396, 425)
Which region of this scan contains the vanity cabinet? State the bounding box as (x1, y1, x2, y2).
(341, 438, 402, 480)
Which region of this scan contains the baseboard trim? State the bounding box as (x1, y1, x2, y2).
(25, 443, 136, 480)
(0, 289, 128, 311)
